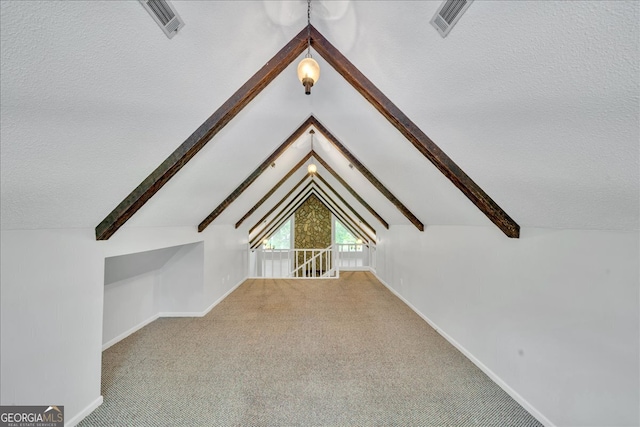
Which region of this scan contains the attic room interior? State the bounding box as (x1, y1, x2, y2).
(0, 1, 638, 426)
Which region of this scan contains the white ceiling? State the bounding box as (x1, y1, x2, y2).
(1, 1, 638, 234)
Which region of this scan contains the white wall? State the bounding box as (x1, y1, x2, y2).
(102, 226, 204, 258)
(102, 225, 247, 320)
(102, 243, 204, 349)
(101, 223, 247, 349)
(202, 224, 248, 305)
(6, 222, 634, 426)
(159, 243, 205, 314)
(103, 270, 158, 348)
(103, 244, 183, 344)
(104, 245, 181, 285)
(0, 229, 104, 425)
(375, 225, 639, 427)
(101, 225, 248, 315)
(0, 224, 248, 426)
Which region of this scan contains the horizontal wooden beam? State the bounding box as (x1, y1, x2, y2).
(311, 117, 424, 232)
(310, 26, 519, 238)
(235, 152, 313, 229)
(199, 117, 315, 232)
(95, 27, 309, 240)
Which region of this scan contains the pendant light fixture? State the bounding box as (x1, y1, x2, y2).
(297, 0, 320, 95)
(307, 130, 317, 174)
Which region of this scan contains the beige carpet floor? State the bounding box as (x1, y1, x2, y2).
(80, 271, 542, 426)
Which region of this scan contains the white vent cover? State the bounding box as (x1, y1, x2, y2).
(430, 0, 474, 38)
(139, 0, 185, 39)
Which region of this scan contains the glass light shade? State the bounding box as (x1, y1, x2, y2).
(307, 164, 317, 174)
(297, 57, 320, 94)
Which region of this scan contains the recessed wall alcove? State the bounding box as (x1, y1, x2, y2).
(102, 242, 204, 350)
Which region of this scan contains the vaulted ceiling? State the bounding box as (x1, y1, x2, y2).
(1, 1, 638, 235)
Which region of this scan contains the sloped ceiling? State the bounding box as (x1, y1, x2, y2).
(247, 176, 376, 248)
(1, 1, 638, 233)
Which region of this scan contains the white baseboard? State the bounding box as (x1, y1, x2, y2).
(102, 314, 160, 351)
(373, 273, 555, 427)
(197, 277, 246, 317)
(339, 266, 372, 272)
(102, 277, 247, 350)
(157, 311, 203, 317)
(65, 395, 103, 427)
(157, 277, 246, 318)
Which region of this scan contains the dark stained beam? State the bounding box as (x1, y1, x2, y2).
(313, 152, 389, 230)
(311, 184, 374, 242)
(251, 189, 370, 250)
(314, 172, 375, 237)
(249, 175, 311, 235)
(251, 187, 314, 248)
(235, 152, 313, 229)
(95, 28, 310, 240)
(248, 169, 375, 244)
(236, 149, 378, 238)
(310, 26, 519, 238)
(310, 117, 425, 232)
(311, 151, 389, 229)
(99, 25, 518, 240)
(242, 156, 375, 243)
(311, 191, 370, 245)
(198, 117, 315, 232)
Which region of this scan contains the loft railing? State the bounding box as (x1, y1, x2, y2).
(290, 246, 335, 278)
(249, 242, 376, 279)
(335, 243, 376, 271)
(249, 245, 337, 279)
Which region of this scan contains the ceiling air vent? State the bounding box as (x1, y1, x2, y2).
(139, 0, 185, 39)
(430, 0, 474, 38)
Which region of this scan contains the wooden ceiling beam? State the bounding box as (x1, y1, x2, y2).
(95, 27, 309, 240)
(310, 26, 519, 238)
(311, 117, 424, 232)
(240, 151, 380, 243)
(235, 152, 313, 229)
(311, 183, 374, 243)
(249, 175, 311, 235)
(97, 25, 518, 240)
(311, 151, 389, 229)
(250, 188, 370, 250)
(250, 187, 314, 248)
(310, 191, 370, 245)
(198, 117, 314, 232)
(235, 146, 389, 235)
(314, 172, 375, 237)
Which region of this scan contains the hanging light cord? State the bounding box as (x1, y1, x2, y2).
(306, 0, 312, 58)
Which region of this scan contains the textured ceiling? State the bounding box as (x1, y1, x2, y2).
(1, 1, 638, 233)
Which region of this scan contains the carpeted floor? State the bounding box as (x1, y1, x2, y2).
(80, 271, 542, 426)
